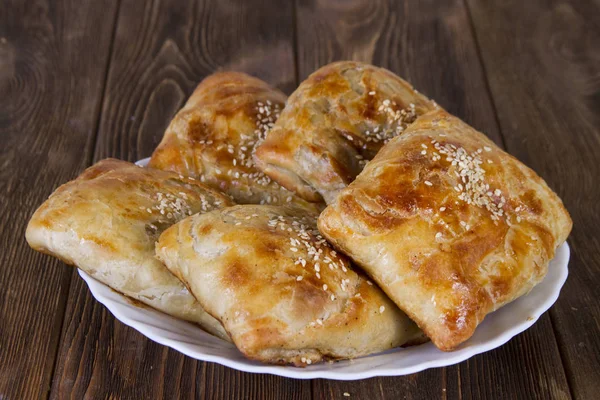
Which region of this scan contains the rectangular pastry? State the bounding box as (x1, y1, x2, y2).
(149, 72, 321, 212)
(26, 159, 233, 340)
(156, 205, 425, 366)
(318, 109, 572, 350)
(254, 61, 438, 204)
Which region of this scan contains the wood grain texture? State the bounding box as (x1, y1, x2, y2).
(296, 0, 571, 398)
(95, 0, 297, 162)
(467, 0, 600, 398)
(295, 0, 503, 145)
(312, 369, 454, 400)
(0, 0, 118, 398)
(49, 0, 308, 398)
(2, 0, 594, 398)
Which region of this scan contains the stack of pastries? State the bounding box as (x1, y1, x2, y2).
(26, 61, 571, 366)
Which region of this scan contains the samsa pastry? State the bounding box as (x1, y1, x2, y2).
(318, 109, 572, 351)
(149, 72, 321, 212)
(254, 61, 438, 204)
(156, 205, 425, 366)
(26, 159, 233, 340)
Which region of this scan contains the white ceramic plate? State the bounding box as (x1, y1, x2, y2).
(77, 158, 570, 380)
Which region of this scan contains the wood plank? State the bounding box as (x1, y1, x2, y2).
(312, 369, 450, 400)
(296, 0, 571, 398)
(0, 0, 119, 398)
(49, 0, 309, 398)
(95, 0, 297, 162)
(455, 316, 570, 399)
(466, 0, 600, 398)
(200, 364, 311, 400)
(295, 0, 504, 144)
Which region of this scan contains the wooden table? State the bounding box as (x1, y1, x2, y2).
(1, 0, 598, 398)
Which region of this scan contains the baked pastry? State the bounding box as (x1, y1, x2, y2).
(149, 72, 321, 212)
(26, 159, 233, 341)
(318, 109, 572, 351)
(156, 205, 425, 366)
(254, 61, 438, 204)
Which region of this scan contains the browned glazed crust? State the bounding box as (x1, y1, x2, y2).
(149, 72, 322, 213)
(156, 205, 424, 366)
(318, 109, 572, 351)
(26, 159, 234, 341)
(255, 61, 438, 204)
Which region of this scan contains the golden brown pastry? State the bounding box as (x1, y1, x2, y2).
(149, 72, 321, 212)
(25, 159, 234, 341)
(318, 109, 572, 351)
(156, 205, 425, 366)
(254, 61, 438, 204)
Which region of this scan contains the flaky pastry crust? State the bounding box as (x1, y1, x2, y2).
(318, 110, 572, 350)
(149, 72, 321, 212)
(255, 61, 437, 203)
(26, 159, 233, 340)
(156, 205, 425, 366)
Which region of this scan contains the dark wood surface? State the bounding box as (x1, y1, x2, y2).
(467, 1, 600, 398)
(0, 0, 119, 398)
(0, 0, 598, 398)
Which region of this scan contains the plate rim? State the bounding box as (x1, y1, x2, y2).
(79, 243, 569, 380)
(77, 157, 570, 380)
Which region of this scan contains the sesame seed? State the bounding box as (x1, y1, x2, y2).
(306, 359, 312, 365)
(424, 180, 433, 186)
(435, 232, 442, 239)
(439, 207, 446, 211)
(433, 139, 509, 223)
(368, 91, 376, 95)
(268, 213, 352, 295)
(367, 280, 373, 286)
(363, 101, 418, 145)
(344, 393, 351, 397)
(297, 276, 303, 281)
(379, 306, 385, 313)
(484, 146, 492, 152)
(207, 100, 287, 193)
